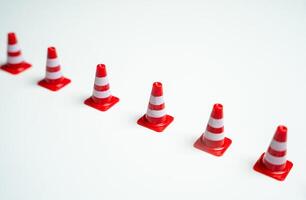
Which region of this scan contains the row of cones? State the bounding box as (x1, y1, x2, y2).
(85, 75, 293, 181)
(0, 32, 293, 181)
(193, 104, 293, 181)
(0, 33, 71, 91)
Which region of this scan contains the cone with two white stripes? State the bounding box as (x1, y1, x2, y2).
(253, 125, 293, 181)
(1, 32, 31, 74)
(194, 104, 232, 156)
(38, 47, 71, 91)
(137, 82, 174, 132)
(84, 64, 119, 111)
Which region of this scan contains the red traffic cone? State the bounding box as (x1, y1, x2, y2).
(1, 32, 31, 74)
(137, 82, 174, 132)
(38, 47, 71, 91)
(194, 104, 232, 156)
(84, 64, 119, 111)
(253, 125, 293, 181)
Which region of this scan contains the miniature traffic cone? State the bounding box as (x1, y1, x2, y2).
(38, 47, 71, 91)
(253, 125, 293, 181)
(193, 104, 232, 156)
(84, 64, 119, 111)
(137, 82, 174, 132)
(1, 32, 31, 74)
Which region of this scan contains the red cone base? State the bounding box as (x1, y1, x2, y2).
(84, 96, 119, 111)
(253, 153, 293, 181)
(193, 137, 232, 156)
(1, 62, 31, 75)
(38, 77, 71, 91)
(137, 115, 174, 132)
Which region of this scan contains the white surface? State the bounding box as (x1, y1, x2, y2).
(0, 0, 306, 199)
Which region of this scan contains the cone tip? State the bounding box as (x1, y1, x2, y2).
(47, 47, 57, 59)
(274, 125, 287, 142)
(151, 82, 163, 96)
(211, 103, 223, 119)
(8, 32, 17, 44)
(96, 64, 107, 77)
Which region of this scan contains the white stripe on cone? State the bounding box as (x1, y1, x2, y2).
(270, 140, 287, 151)
(8, 44, 21, 52)
(208, 118, 224, 128)
(264, 152, 287, 165)
(47, 58, 60, 67)
(8, 56, 24, 64)
(203, 130, 224, 141)
(94, 77, 109, 86)
(146, 108, 166, 118)
(93, 89, 111, 99)
(46, 71, 62, 80)
(149, 96, 164, 105)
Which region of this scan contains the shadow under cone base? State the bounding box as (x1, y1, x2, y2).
(38, 77, 71, 91)
(84, 96, 119, 112)
(137, 115, 174, 132)
(193, 136, 232, 156)
(253, 153, 293, 181)
(1, 62, 31, 75)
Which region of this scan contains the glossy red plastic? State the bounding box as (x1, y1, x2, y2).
(84, 96, 119, 112)
(84, 64, 119, 111)
(253, 153, 293, 181)
(137, 82, 174, 132)
(193, 103, 231, 156)
(1, 62, 32, 74)
(1, 32, 32, 74)
(137, 114, 174, 132)
(38, 47, 71, 91)
(253, 125, 293, 181)
(38, 77, 71, 91)
(193, 136, 232, 156)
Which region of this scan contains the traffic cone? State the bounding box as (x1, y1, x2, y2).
(253, 125, 293, 181)
(137, 82, 174, 132)
(38, 47, 71, 91)
(84, 64, 119, 111)
(1, 32, 31, 74)
(193, 104, 232, 156)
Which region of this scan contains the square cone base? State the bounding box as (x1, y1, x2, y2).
(253, 153, 293, 181)
(193, 136, 232, 157)
(38, 77, 71, 91)
(84, 96, 119, 112)
(137, 114, 174, 132)
(1, 62, 31, 75)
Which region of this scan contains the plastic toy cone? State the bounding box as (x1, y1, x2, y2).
(38, 47, 71, 91)
(84, 64, 119, 111)
(193, 104, 232, 156)
(1, 32, 32, 74)
(137, 82, 174, 132)
(253, 125, 293, 181)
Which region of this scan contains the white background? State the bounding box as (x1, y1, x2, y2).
(0, 0, 305, 199)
